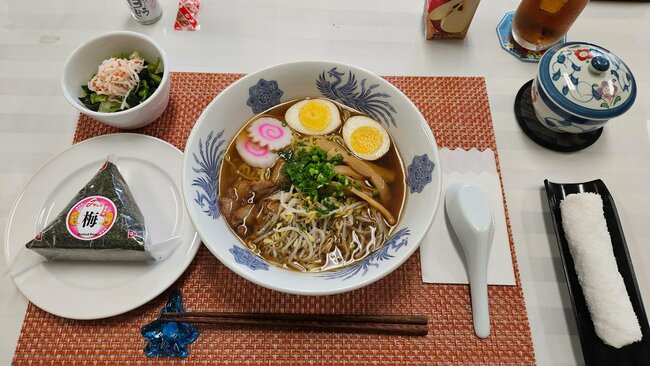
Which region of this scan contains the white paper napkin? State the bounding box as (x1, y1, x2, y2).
(420, 148, 516, 286)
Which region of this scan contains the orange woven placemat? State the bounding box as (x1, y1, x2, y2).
(13, 73, 535, 365)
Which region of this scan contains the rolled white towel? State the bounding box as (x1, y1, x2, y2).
(560, 192, 642, 348)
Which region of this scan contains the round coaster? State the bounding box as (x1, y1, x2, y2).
(514, 80, 603, 152)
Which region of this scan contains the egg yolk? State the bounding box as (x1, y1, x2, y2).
(298, 101, 331, 132)
(350, 126, 383, 154)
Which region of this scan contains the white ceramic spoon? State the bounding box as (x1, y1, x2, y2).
(445, 181, 495, 339)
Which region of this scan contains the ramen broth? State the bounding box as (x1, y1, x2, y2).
(219, 98, 406, 272)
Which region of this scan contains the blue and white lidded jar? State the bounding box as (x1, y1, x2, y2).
(531, 42, 636, 134)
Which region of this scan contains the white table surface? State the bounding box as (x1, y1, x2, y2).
(1, 0, 649, 364)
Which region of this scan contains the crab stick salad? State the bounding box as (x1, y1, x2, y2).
(79, 51, 164, 113)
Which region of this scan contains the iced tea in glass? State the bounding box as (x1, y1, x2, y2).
(512, 0, 589, 51)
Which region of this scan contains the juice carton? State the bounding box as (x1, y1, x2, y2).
(424, 0, 481, 39)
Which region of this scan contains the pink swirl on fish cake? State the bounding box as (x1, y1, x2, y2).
(243, 138, 270, 157)
(247, 117, 293, 150)
(258, 122, 284, 141)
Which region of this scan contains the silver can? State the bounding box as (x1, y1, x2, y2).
(126, 0, 163, 25)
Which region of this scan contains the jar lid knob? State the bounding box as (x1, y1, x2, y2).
(590, 56, 610, 74)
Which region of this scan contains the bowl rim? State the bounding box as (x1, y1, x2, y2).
(60, 30, 170, 117)
(181, 60, 442, 295)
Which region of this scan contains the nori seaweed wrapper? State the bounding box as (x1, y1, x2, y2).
(25, 159, 152, 261)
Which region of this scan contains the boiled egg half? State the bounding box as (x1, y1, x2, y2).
(342, 116, 390, 161)
(285, 99, 341, 135)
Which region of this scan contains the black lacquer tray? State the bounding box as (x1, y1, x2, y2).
(544, 179, 650, 365)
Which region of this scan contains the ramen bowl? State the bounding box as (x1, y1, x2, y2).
(182, 61, 441, 295)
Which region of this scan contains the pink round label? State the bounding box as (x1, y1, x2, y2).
(66, 196, 117, 241)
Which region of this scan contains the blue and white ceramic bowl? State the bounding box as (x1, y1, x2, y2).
(182, 61, 441, 295)
(532, 42, 636, 134)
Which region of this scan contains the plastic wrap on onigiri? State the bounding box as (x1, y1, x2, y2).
(25, 158, 156, 261)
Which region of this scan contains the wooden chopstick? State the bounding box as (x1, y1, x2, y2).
(159, 312, 428, 336)
(162, 312, 428, 324)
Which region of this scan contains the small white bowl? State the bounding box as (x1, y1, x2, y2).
(61, 31, 170, 129)
(182, 61, 442, 295)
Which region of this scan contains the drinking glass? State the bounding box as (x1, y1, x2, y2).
(512, 0, 589, 51)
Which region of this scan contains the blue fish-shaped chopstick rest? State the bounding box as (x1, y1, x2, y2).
(141, 289, 200, 358)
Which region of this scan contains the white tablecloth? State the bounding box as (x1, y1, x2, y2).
(1, 0, 649, 364)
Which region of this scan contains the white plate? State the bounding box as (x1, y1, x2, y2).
(5, 133, 200, 320)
